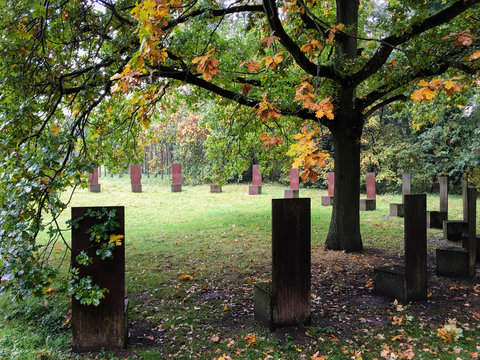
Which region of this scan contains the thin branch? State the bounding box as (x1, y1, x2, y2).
(351, 0, 480, 85)
(262, 0, 339, 81)
(363, 94, 407, 119)
(165, 4, 264, 31)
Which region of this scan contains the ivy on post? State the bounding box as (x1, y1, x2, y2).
(70, 206, 127, 352)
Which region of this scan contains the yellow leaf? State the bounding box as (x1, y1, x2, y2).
(135, 56, 145, 69)
(108, 234, 124, 246)
(50, 123, 61, 136)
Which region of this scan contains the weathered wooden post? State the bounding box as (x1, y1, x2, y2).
(442, 181, 468, 242)
(210, 182, 222, 193)
(375, 194, 427, 302)
(284, 168, 299, 198)
(321, 172, 334, 206)
(427, 176, 448, 228)
(249, 165, 262, 195)
(130, 164, 142, 193)
(436, 182, 476, 278)
(254, 198, 311, 329)
(360, 172, 376, 211)
(171, 163, 182, 192)
(88, 168, 101, 193)
(71, 206, 127, 352)
(389, 173, 411, 217)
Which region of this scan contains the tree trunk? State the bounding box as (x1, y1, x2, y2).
(326, 108, 363, 251)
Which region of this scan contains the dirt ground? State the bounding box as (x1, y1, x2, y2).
(127, 237, 480, 354)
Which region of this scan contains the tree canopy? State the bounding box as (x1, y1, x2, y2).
(1, 0, 479, 299)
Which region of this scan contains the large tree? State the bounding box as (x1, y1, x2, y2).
(1, 0, 479, 297)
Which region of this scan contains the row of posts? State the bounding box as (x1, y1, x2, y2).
(89, 164, 300, 196)
(76, 169, 478, 353)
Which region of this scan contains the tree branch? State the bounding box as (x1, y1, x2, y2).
(165, 4, 264, 31)
(359, 62, 450, 109)
(359, 44, 476, 111)
(363, 94, 407, 119)
(262, 0, 339, 81)
(351, 0, 480, 85)
(96, 0, 136, 26)
(153, 65, 323, 123)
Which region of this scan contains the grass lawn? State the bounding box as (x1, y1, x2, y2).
(1, 177, 479, 359)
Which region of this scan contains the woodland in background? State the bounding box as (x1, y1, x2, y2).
(135, 101, 480, 194)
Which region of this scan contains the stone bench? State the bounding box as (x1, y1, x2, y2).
(210, 184, 222, 193)
(321, 195, 334, 206)
(389, 203, 404, 217)
(443, 220, 467, 242)
(427, 210, 447, 229)
(360, 198, 376, 211)
(436, 247, 471, 278)
(284, 189, 299, 198)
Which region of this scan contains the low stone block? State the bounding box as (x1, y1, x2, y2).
(427, 211, 447, 229)
(254, 283, 273, 329)
(249, 185, 261, 195)
(131, 184, 142, 193)
(389, 203, 404, 217)
(284, 189, 299, 198)
(89, 184, 101, 193)
(321, 195, 333, 206)
(360, 198, 376, 211)
(374, 265, 407, 302)
(210, 184, 222, 193)
(436, 247, 471, 278)
(171, 184, 182, 193)
(443, 220, 467, 242)
(477, 234, 480, 263)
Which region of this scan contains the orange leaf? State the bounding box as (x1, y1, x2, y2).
(455, 30, 474, 46)
(326, 23, 344, 43)
(469, 50, 480, 60)
(300, 39, 323, 54)
(260, 35, 281, 48)
(246, 61, 261, 72)
(241, 83, 253, 96)
(261, 52, 283, 69)
(315, 97, 334, 120)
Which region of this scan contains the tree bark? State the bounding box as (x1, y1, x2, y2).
(326, 86, 363, 251)
(326, 122, 363, 251)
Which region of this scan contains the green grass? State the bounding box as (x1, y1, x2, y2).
(2, 177, 479, 359)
